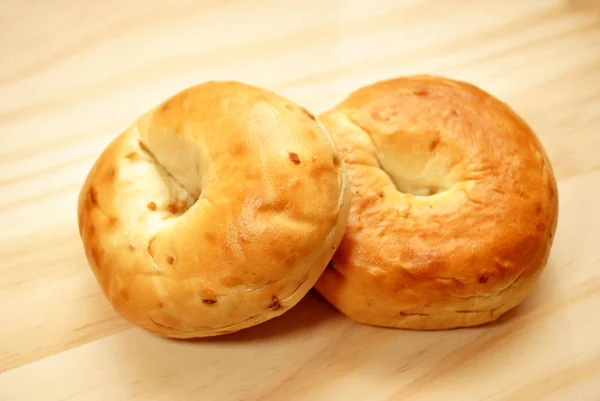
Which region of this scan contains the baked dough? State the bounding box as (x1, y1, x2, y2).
(78, 81, 350, 338)
(315, 75, 558, 329)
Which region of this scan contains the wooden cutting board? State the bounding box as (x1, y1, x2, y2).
(1, 0, 599, 399)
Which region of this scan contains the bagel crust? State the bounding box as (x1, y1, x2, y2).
(315, 75, 558, 329)
(78, 81, 350, 338)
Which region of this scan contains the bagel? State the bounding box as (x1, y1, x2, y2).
(315, 75, 558, 330)
(77, 81, 350, 338)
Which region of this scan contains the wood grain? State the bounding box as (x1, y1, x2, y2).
(1, 0, 599, 399)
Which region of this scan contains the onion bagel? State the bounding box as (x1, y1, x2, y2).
(315, 75, 558, 330)
(77, 81, 350, 338)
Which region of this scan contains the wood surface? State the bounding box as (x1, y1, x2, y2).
(1, 0, 600, 399)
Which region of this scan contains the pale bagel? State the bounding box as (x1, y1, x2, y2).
(78, 81, 350, 338)
(315, 75, 558, 329)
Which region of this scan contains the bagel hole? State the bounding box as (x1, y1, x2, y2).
(136, 138, 199, 217)
(394, 184, 447, 197)
(375, 153, 454, 197)
(343, 113, 456, 197)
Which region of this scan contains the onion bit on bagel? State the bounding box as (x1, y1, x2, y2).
(78, 81, 350, 338)
(315, 75, 558, 330)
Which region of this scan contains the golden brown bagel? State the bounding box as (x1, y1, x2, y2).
(78, 81, 350, 338)
(315, 75, 558, 330)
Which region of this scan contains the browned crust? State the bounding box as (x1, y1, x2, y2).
(315, 75, 558, 329)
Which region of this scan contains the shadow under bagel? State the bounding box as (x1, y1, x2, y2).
(108, 282, 545, 400)
(173, 290, 343, 344)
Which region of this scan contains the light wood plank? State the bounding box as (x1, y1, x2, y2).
(1, 0, 599, 399)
